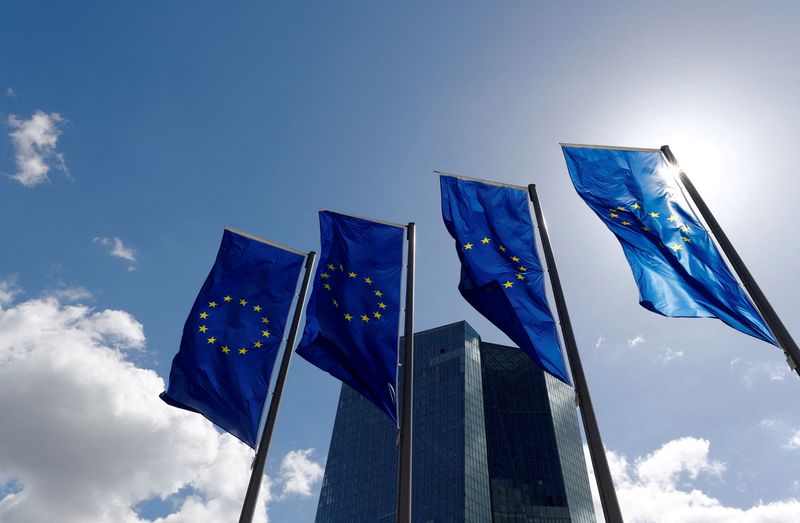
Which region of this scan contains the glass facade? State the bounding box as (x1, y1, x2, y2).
(314, 321, 596, 523)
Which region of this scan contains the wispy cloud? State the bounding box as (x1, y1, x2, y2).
(94, 237, 136, 271)
(5, 87, 16, 97)
(6, 111, 68, 187)
(0, 277, 21, 307)
(785, 431, 800, 450)
(627, 335, 645, 348)
(730, 357, 787, 387)
(658, 347, 684, 363)
(595, 336, 605, 349)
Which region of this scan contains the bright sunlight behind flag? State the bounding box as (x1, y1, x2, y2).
(562, 145, 777, 346)
(439, 174, 570, 384)
(161, 229, 305, 448)
(296, 211, 405, 423)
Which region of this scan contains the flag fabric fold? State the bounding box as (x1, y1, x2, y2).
(161, 229, 305, 448)
(561, 145, 777, 346)
(296, 211, 405, 424)
(439, 175, 571, 384)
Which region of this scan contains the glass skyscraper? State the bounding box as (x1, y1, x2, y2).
(314, 321, 596, 523)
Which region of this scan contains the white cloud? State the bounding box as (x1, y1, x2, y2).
(277, 449, 324, 499)
(785, 431, 800, 450)
(730, 358, 788, 387)
(627, 335, 645, 348)
(6, 111, 67, 187)
(0, 284, 322, 522)
(0, 277, 21, 307)
(586, 437, 800, 522)
(94, 237, 137, 271)
(595, 336, 606, 349)
(5, 87, 16, 97)
(44, 284, 93, 303)
(658, 348, 684, 363)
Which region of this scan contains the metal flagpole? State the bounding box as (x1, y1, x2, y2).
(528, 184, 624, 523)
(238, 251, 318, 523)
(660, 145, 800, 376)
(396, 222, 416, 523)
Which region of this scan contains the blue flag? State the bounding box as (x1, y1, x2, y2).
(561, 145, 777, 346)
(297, 211, 405, 424)
(439, 175, 570, 384)
(161, 229, 306, 448)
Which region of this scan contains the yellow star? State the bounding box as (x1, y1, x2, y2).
(373, 311, 382, 319)
(254, 341, 262, 348)
(364, 277, 373, 285)
(239, 298, 247, 306)
(349, 272, 357, 278)
(253, 305, 262, 312)
(323, 283, 332, 291)
(262, 330, 271, 338)
(222, 346, 230, 354)
(374, 290, 383, 297)
(511, 256, 520, 262)
(261, 316, 270, 324)
(649, 212, 660, 218)
(208, 301, 217, 308)
(668, 215, 678, 222)
(503, 281, 514, 288)
(632, 203, 641, 210)
(207, 336, 216, 344)
(617, 206, 627, 211)
(333, 299, 339, 307)
(378, 302, 387, 309)
(327, 263, 335, 270)
(361, 314, 370, 322)
(682, 236, 691, 243)
(670, 243, 683, 252)
(680, 225, 690, 233)
(199, 325, 208, 333)
(464, 243, 473, 250)
(519, 266, 527, 272)
(321, 272, 330, 279)
(344, 313, 353, 321)
(610, 212, 619, 218)
(481, 237, 490, 244)
(516, 273, 525, 280)
(224, 295, 232, 302)
(642, 226, 650, 232)
(499, 246, 507, 252)
(621, 221, 631, 226)
(199, 311, 209, 319)
(239, 348, 247, 355)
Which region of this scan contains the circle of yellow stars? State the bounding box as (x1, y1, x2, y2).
(196, 294, 274, 356)
(604, 201, 702, 257)
(319, 262, 388, 324)
(462, 236, 529, 289)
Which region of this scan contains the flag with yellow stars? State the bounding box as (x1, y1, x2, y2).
(562, 144, 776, 345)
(439, 174, 570, 384)
(160, 228, 306, 448)
(296, 210, 405, 424)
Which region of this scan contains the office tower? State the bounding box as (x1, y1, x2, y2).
(314, 321, 596, 523)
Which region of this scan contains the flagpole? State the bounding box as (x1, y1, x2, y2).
(396, 222, 416, 523)
(660, 145, 800, 376)
(238, 251, 317, 523)
(528, 184, 624, 523)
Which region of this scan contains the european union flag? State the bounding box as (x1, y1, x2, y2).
(161, 228, 306, 448)
(297, 211, 405, 424)
(562, 145, 777, 346)
(440, 174, 571, 384)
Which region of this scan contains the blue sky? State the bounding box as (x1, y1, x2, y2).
(2, 1, 800, 521)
